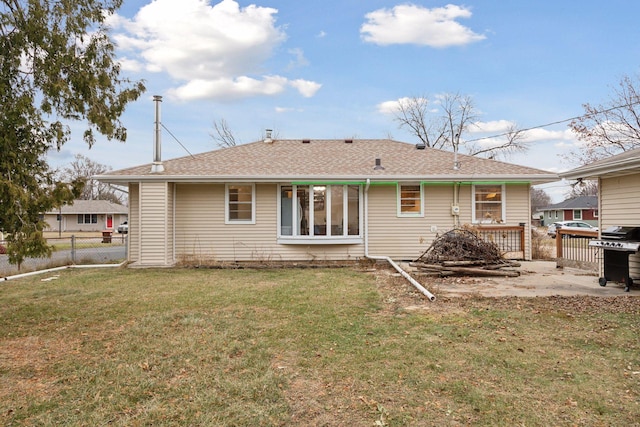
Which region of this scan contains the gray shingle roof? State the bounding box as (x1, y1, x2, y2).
(46, 200, 128, 215)
(541, 195, 597, 211)
(97, 139, 558, 183)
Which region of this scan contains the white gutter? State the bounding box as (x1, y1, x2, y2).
(363, 178, 436, 302)
(2, 262, 125, 282)
(95, 174, 559, 185)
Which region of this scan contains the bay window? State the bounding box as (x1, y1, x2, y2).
(279, 184, 361, 241)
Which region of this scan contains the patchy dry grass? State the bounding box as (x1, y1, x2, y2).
(1, 267, 639, 426)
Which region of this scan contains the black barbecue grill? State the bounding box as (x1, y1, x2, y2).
(588, 226, 640, 291)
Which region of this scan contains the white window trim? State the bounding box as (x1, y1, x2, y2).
(397, 183, 424, 218)
(472, 184, 506, 224)
(277, 184, 363, 244)
(225, 183, 256, 224)
(573, 209, 582, 220)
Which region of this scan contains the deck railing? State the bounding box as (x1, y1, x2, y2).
(555, 228, 598, 271)
(475, 225, 525, 259)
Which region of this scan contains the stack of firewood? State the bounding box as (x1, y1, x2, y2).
(411, 228, 521, 277)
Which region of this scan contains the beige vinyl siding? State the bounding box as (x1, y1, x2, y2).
(129, 183, 140, 263)
(139, 182, 170, 266)
(503, 183, 532, 260)
(174, 183, 364, 263)
(368, 184, 456, 260)
(43, 214, 114, 232)
(600, 174, 640, 279)
(367, 183, 531, 261)
(42, 214, 60, 232)
(167, 183, 175, 264)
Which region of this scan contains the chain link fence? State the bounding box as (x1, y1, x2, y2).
(0, 234, 127, 278)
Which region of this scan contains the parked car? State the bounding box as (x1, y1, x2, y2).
(117, 221, 128, 234)
(547, 221, 598, 238)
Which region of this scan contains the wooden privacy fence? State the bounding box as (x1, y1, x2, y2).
(555, 228, 598, 271)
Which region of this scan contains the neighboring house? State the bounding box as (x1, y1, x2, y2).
(539, 196, 598, 226)
(96, 139, 558, 267)
(43, 199, 128, 233)
(560, 147, 640, 281)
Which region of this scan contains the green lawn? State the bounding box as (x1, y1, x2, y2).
(1, 267, 639, 426)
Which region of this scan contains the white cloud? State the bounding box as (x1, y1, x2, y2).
(118, 57, 143, 72)
(275, 106, 304, 113)
(361, 4, 486, 47)
(289, 79, 322, 97)
(376, 97, 429, 114)
(111, 0, 321, 101)
(287, 48, 309, 69)
(469, 120, 514, 133)
(168, 75, 289, 101)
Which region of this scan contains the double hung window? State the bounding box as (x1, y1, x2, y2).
(226, 184, 255, 224)
(397, 184, 423, 217)
(473, 185, 505, 223)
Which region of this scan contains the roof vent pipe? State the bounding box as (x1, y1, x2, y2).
(151, 95, 164, 173)
(264, 129, 273, 143)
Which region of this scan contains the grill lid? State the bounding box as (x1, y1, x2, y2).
(601, 226, 640, 241)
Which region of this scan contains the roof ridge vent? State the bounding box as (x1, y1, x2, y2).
(344, 139, 353, 143)
(302, 139, 311, 144)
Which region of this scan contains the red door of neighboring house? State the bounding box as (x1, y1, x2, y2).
(107, 215, 113, 229)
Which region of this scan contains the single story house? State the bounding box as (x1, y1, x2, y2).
(560, 147, 640, 282)
(96, 138, 558, 267)
(43, 199, 128, 233)
(539, 195, 598, 226)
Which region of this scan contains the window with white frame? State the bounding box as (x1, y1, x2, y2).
(226, 184, 255, 224)
(397, 183, 423, 217)
(279, 184, 361, 239)
(573, 209, 582, 220)
(77, 214, 97, 224)
(473, 184, 505, 223)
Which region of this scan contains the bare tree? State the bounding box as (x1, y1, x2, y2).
(58, 154, 124, 203)
(210, 118, 238, 148)
(466, 124, 528, 159)
(567, 74, 640, 165)
(393, 93, 527, 159)
(565, 179, 599, 199)
(531, 187, 552, 214)
(394, 96, 447, 148)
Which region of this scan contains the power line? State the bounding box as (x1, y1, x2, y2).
(465, 99, 640, 144)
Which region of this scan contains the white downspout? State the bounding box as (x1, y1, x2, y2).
(364, 178, 436, 302)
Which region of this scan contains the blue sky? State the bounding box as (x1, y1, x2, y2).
(47, 0, 640, 202)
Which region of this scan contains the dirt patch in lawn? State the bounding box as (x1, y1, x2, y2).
(369, 260, 640, 314)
